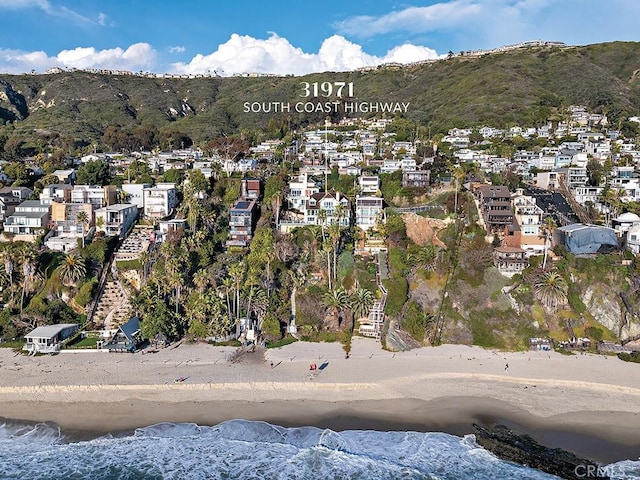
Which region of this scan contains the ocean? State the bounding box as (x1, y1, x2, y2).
(1, 418, 638, 480)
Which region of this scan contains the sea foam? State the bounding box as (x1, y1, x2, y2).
(1, 419, 638, 479)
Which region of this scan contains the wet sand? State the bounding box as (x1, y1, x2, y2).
(1, 338, 639, 464)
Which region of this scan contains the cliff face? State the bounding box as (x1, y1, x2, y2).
(0, 80, 28, 121)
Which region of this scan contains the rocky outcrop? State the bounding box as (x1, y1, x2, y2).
(0, 80, 28, 121)
(582, 285, 626, 336)
(473, 424, 608, 480)
(401, 213, 447, 247)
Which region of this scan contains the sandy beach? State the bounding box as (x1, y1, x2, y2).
(1, 337, 640, 463)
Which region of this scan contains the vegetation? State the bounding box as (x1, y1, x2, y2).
(2, 42, 640, 155)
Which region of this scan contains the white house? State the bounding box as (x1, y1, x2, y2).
(143, 183, 178, 219)
(359, 176, 380, 194)
(3, 200, 50, 239)
(285, 173, 320, 211)
(95, 204, 138, 238)
(121, 183, 152, 209)
(304, 192, 350, 227)
(23, 323, 78, 354)
(355, 196, 383, 231)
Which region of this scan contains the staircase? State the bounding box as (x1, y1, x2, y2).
(359, 252, 388, 340)
(93, 280, 131, 331)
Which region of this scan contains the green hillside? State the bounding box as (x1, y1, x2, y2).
(1, 41, 640, 150)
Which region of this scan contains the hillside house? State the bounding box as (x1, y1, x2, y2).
(226, 198, 258, 249)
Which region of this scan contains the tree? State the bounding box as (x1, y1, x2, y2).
(586, 158, 605, 186)
(408, 244, 440, 273)
(17, 244, 37, 313)
(323, 287, 349, 330)
(186, 169, 210, 194)
(76, 159, 111, 186)
(540, 216, 556, 270)
(0, 244, 16, 307)
(534, 271, 568, 309)
(58, 253, 87, 286)
(162, 168, 185, 184)
(76, 210, 89, 248)
(349, 288, 375, 323)
(4, 161, 29, 184)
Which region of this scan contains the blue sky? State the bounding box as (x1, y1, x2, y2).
(0, 0, 638, 75)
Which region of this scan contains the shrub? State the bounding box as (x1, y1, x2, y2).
(74, 278, 98, 308)
(383, 277, 408, 316)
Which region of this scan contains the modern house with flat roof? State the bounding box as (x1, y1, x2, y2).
(95, 203, 138, 238)
(226, 198, 258, 249)
(3, 200, 51, 240)
(23, 323, 78, 354)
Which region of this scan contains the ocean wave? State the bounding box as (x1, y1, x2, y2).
(1, 419, 637, 479)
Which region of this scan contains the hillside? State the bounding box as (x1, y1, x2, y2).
(1, 41, 640, 149)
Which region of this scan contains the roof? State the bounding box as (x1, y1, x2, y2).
(119, 317, 140, 341)
(25, 323, 78, 339)
(96, 203, 136, 212)
(614, 212, 640, 223)
(556, 223, 618, 254)
(494, 246, 525, 253)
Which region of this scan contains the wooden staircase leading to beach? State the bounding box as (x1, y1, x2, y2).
(359, 252, 388, 341)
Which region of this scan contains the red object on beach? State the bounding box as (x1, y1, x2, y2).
(310, 363, 317, 371)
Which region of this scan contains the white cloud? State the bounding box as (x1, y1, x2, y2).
(171, 33, 441, 76)
(0, 43, 157, 73)
(334, 0, 640, 49)
(97, 12, 108, 26)
(169, 46, 186, 54)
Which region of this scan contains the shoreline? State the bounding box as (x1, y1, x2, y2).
(1, 338, 640, 464)
(1, 397, 638, 464)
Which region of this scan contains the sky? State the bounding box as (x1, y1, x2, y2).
(0, 0, 638, 76)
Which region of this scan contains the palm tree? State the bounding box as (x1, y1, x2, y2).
(323, 287, 349, 329)
(138, 250, 151, 285)
(408, 244, 440, 273)
(349, 288, 375, 324)
(534, 271, 568, 309)
(76, 210, 89, 248)
(328, 222, 341, 282)
(192, 269, 210, 293)
(18, 244, 37, 314)
(58, 253, 87, 286)
(0, 244, 16, 307)
(540, 216, 556, 270)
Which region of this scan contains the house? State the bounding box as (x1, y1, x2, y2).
(286, 173, 320, 211)
(241, 178, 261, 200)
(23, 323, 78, 354)
(94, 204, 138, 238)
(493, 246, 528, 277)
(355, 196, 383, 231)
(143, 183, 178, 219)
(71, 185, 117, 208)
(305, 192, 350, 227)
(157, 219, 188, 243)
(475, 185, 514, 234)
(49, 201, 93, 239)
(626, 223, 640, 254)
(553, 223, 618, 254)
(39, 184, 73, 205)
(121, 183, 152, 209)
(0, 193, 22, 225)
(508, 190, 546, 257)
(0, 186, 33, 201)
(226, 198, 258, 249)
(104, 317, 141, 352)
(52, 169, 76, 184)
(359, 176, 380, 194)
(402, 170, 430, 189)
(3, 200, 50, 239)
